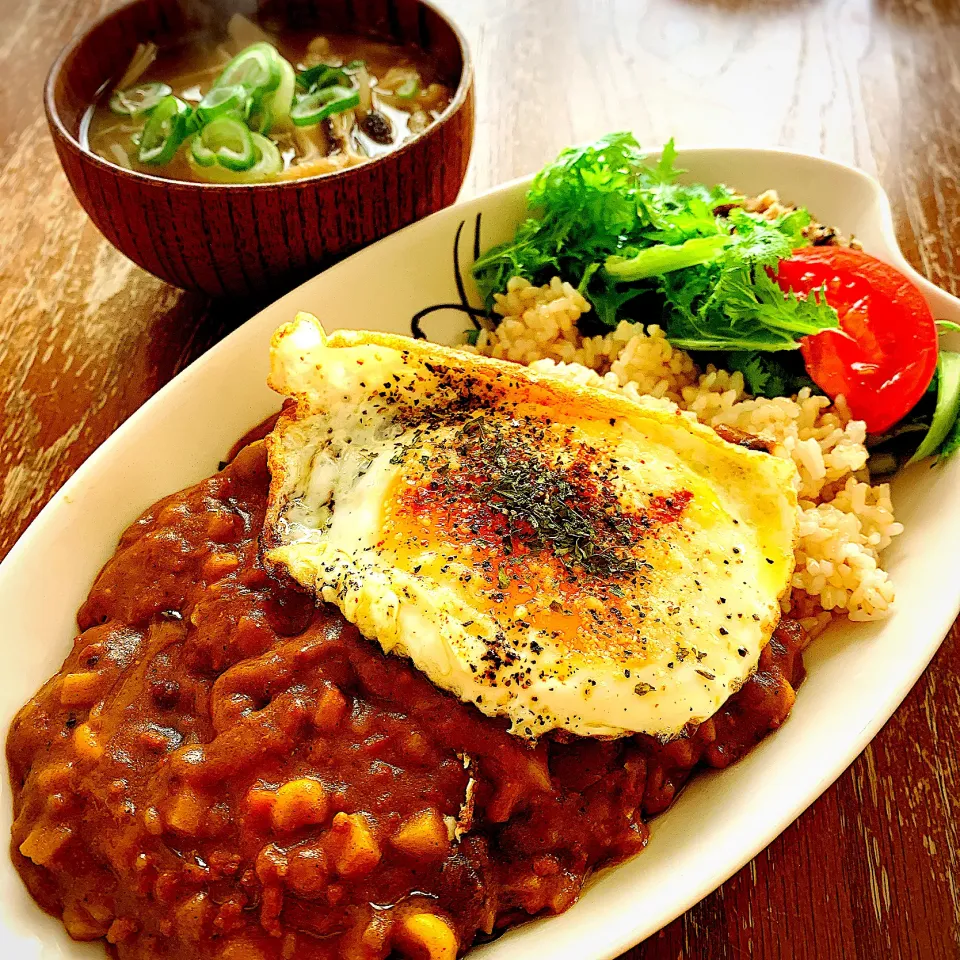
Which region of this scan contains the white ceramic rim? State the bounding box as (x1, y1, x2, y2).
(2, 144, 959, 960)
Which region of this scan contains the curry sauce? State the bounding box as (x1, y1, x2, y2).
(7, 437, 804, 959)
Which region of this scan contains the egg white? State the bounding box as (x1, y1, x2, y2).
(263, 313, 799, 739)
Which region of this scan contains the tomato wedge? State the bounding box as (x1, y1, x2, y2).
(774, 247, 937, 433)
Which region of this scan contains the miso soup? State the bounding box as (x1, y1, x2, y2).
(83, 15, 454, 183)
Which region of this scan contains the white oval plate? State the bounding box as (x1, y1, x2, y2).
(2, 147, 960, 960)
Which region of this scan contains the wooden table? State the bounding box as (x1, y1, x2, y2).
(2, 0, 959, 956)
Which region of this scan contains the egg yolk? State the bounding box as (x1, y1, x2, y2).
(376, 417, 695, 659)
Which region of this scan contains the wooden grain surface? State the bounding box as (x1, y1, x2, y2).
(2, 0, 959, 956)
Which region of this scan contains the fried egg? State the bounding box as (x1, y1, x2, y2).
(263, 313, 799, 739)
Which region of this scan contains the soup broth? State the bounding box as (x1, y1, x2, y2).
(84, 17, 454, 183)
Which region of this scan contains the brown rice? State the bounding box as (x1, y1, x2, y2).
(468, 274, 901, 636)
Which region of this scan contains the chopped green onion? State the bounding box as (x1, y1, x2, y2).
(396, 77, 420, 99)
(247, 97, 274, 134)
(186, 131, 282, 182)
(138, 95, 192, 165)
(109, 82, 172, 116)
(936, 319, 960, 335)
(295, 63, 350, 91)
(196, 115, 256, 171)
(344, 59, 366, 71)
(197, 83, 248, 123)
(183, 109, 202, 135)
(189, 132, 216, 167)
(248, 133, 283, 177)
(269, 56, 297, 128)
(605, 235, 733, 282)
(213, 42, 281, 97)
(910, 351, 960, 463)
(290, 86, 360, 126)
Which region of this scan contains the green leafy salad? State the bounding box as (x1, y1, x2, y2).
(471, 132, 960, 467)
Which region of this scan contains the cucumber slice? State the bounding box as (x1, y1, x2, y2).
(910, 351, 960, 462)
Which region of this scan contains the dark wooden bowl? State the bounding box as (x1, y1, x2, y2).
(45, 0, 474, 296)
